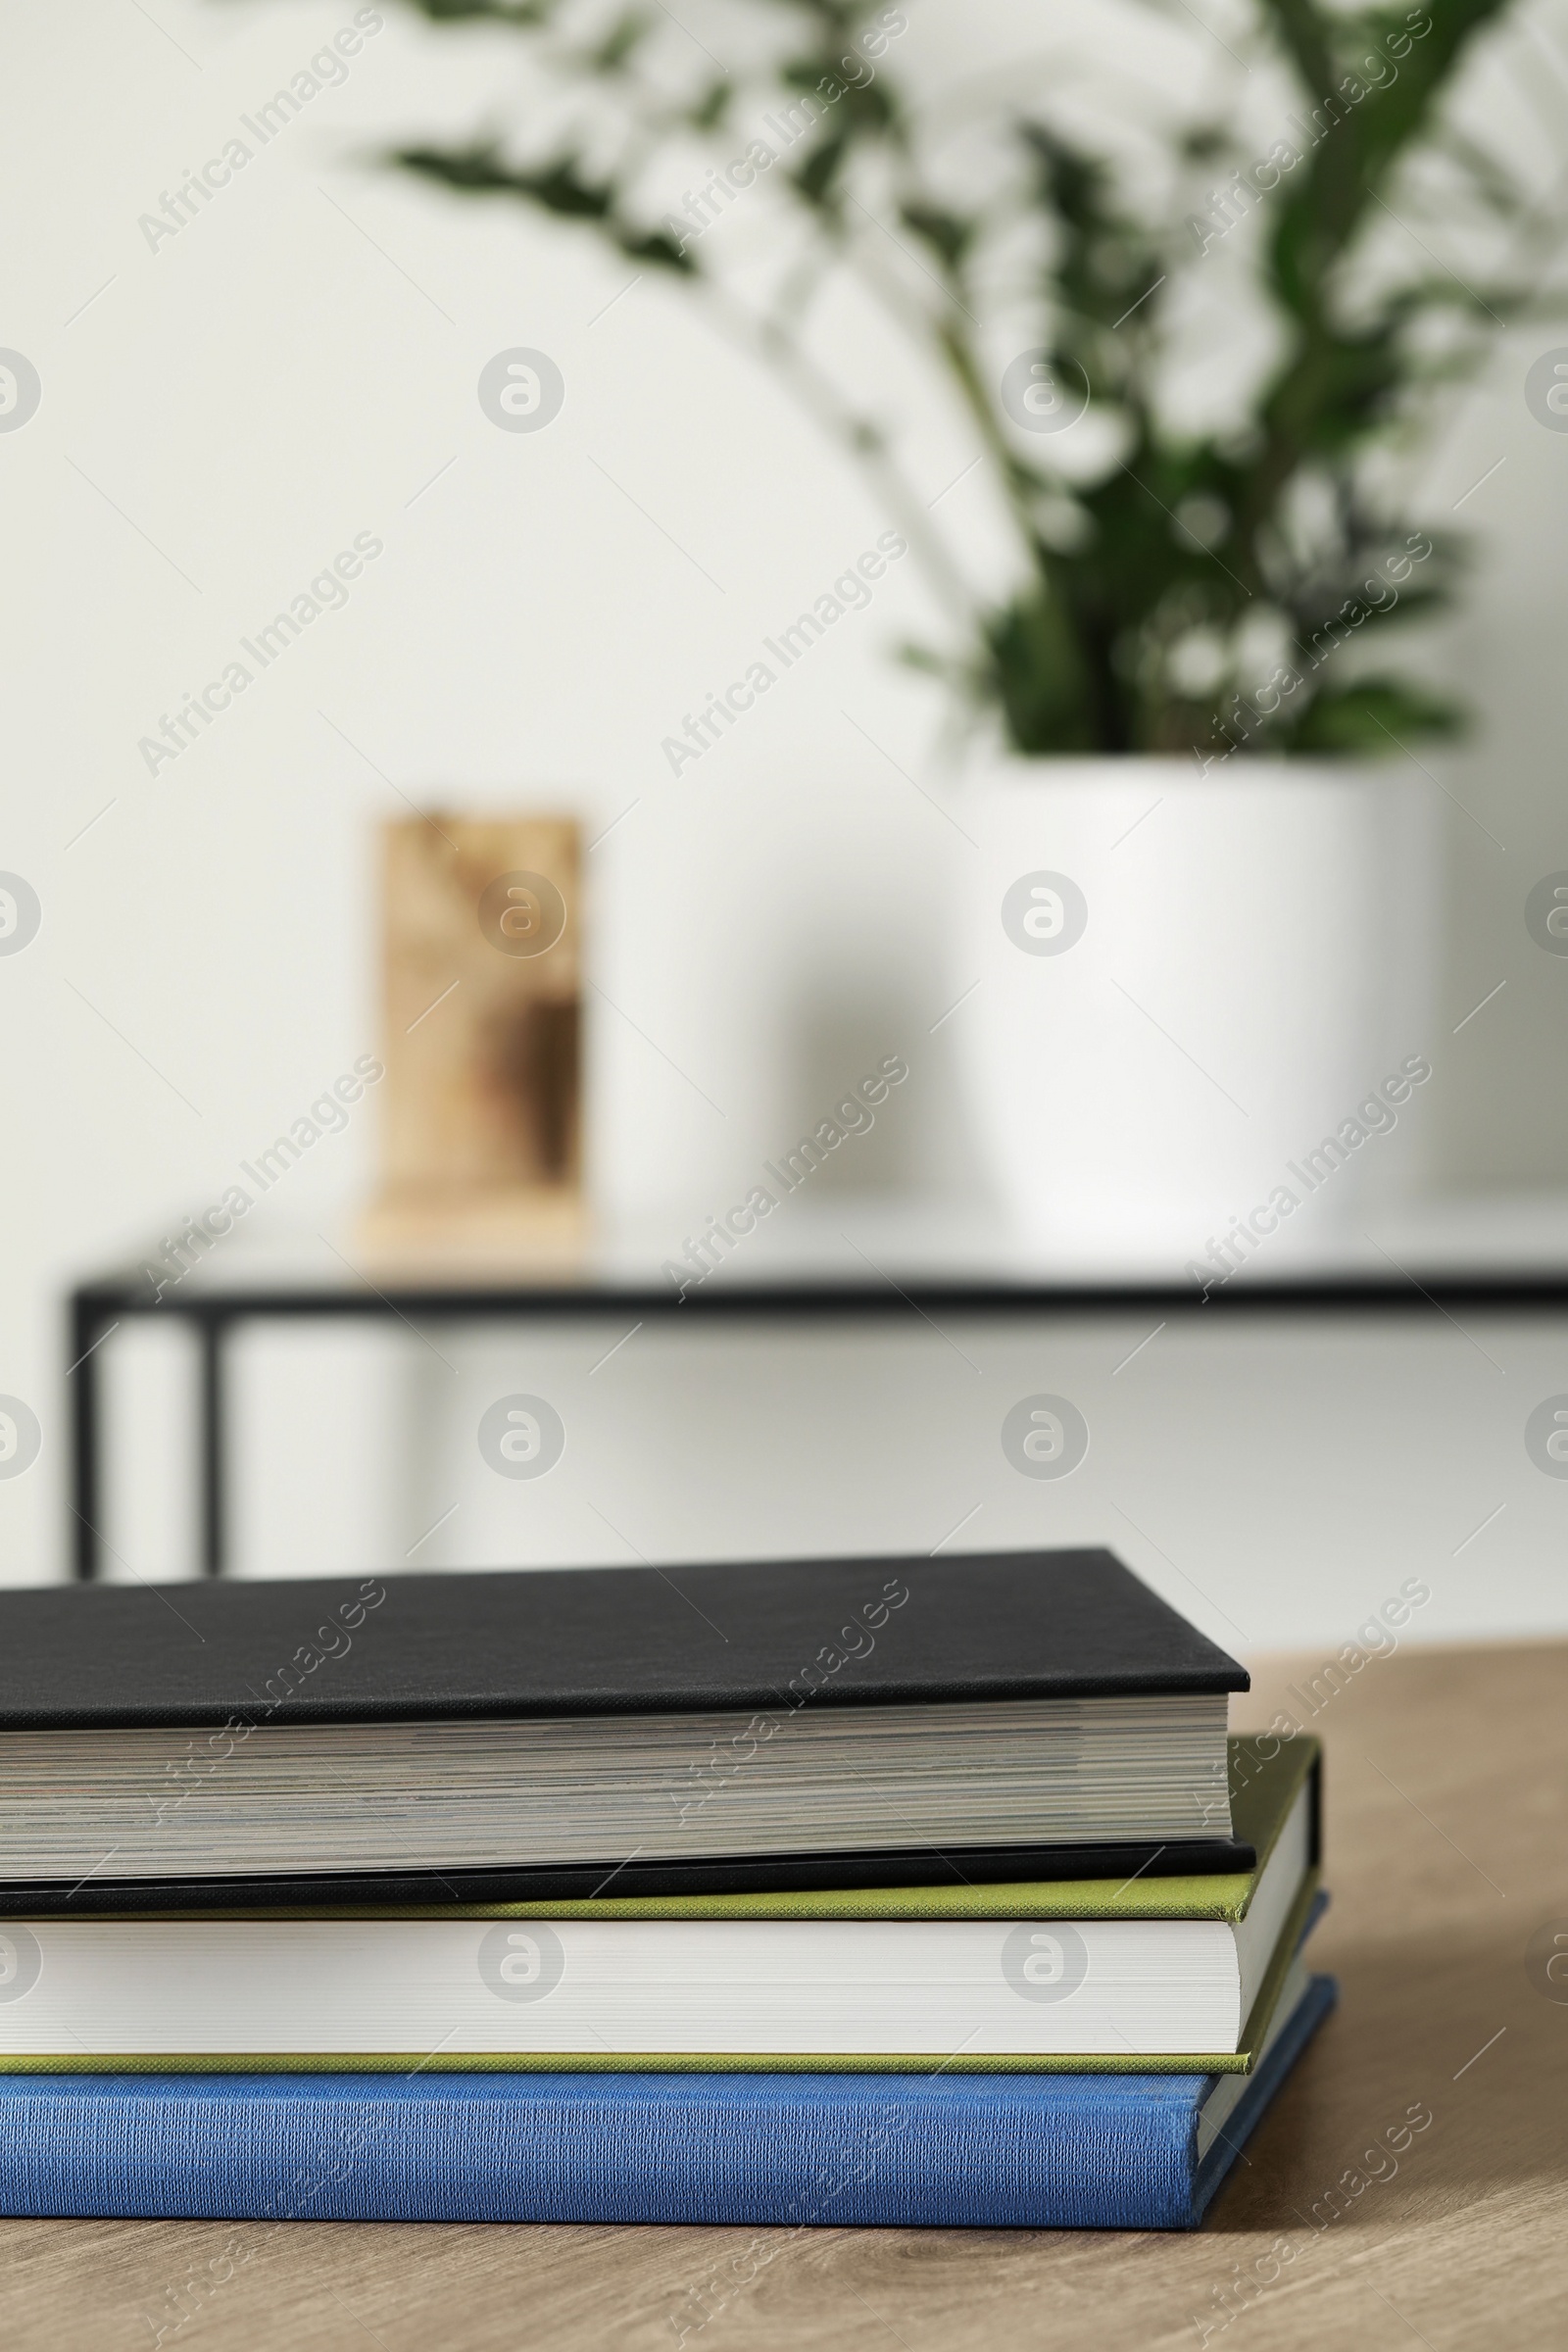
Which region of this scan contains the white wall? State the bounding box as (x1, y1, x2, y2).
(3, 0, 1568, 1626)
(94, 1300, 1567, 1663)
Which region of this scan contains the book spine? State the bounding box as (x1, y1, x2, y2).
(0, 2072, 1198, 2229)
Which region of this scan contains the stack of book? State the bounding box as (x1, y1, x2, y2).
(0, 1548, 1332, 2229)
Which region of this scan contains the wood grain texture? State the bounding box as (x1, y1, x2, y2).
(369, 815, 582, 1230)
(4, 1640, 1564, 2352)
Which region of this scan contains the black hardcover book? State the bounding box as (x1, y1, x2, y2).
(0, 1549, 1250, 1907)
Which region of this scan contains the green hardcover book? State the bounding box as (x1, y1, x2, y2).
(0, 1740, 1319, 2076)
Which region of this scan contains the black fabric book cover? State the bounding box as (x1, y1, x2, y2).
(0, 1548, 1247, 1729)
(0, 1838, 1256, 1914)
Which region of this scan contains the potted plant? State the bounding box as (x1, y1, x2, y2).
(387, 0, 1554, 1261)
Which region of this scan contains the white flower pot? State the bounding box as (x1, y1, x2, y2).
(958, 757, 1434, 1273)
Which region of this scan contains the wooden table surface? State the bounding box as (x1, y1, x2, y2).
(3, 1641, 1563, 2351)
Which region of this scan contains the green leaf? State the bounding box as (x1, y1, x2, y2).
(392, 144, 696, 271)
(1287, 677, 1467, 751)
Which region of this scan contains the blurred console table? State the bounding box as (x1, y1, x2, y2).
(2, 1640, 1562, 2349)
(64, 1201, 1568, 1580)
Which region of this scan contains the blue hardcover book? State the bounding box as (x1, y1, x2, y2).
(0, 1975, 1333, 2231)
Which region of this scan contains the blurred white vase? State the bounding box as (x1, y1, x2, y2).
(958, 757, 1435, 1272)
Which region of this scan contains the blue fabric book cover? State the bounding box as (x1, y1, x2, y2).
(0, 1976, 1333, 2231)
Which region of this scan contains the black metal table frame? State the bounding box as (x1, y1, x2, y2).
(65, 1271, 1568, 1581)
